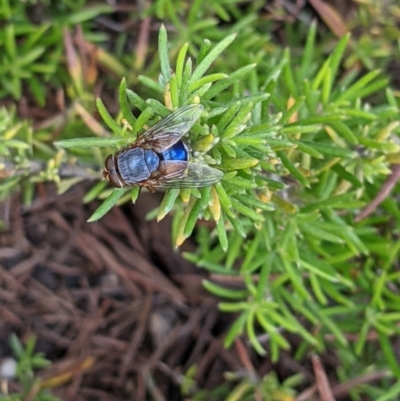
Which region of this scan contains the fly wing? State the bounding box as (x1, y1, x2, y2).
(138, 104, 204, 153)
(156, 161, 223, 189)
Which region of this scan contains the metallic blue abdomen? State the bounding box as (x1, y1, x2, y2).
(160, 141, 188, 161)
(117, 148, 160, 184)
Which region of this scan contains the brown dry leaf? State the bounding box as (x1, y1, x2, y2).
(40, 356, 95, 388)
(312, 355, 335, 401)
(63, 28, 84, 96)
(74, 102, 109, 137)
(308, 0, 348, 37)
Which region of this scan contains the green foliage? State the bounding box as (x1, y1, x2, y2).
(0, 0, 113, 104)
(1, 335, 59, 401)
(178, 19, 400, 392)
(0, 107, 36, 202)
(0, 106, 90, 203)
(2, 0, 400, 399)
(182, 365, 300, 401)
(345, 0, 400, 71)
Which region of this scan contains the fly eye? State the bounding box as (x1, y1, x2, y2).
(108, 172, 123, 188)
(104, 154, 124, 187)
(105, 154, 116, 172)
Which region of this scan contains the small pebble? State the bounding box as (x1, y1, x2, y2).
(0, 358, 17, 380)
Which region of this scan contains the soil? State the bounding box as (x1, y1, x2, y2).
(0, 184, 273, 400)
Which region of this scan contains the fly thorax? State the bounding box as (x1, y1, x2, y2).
(144, 149, 160, 171)
(117, 148, 160, 184)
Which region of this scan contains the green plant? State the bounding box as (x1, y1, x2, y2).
(0, 106, 99, 204)
(0, 107, 36, 203)
(0, 334, 59, 401)
(182, 365, 300, 401)
(0, 0, 113, 104)
(177, 21, 400, 400)
(345, 0, 400, 71)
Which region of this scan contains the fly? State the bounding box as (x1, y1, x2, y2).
(102, 104, 223, 192)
